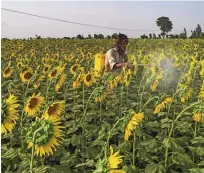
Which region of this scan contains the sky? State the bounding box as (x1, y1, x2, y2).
(1, 1, 204, 38)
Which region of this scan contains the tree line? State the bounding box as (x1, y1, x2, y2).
(64, 16, 203, 39)
(2, 16, 203, 40)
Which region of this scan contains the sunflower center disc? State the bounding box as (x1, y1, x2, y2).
(86, 75, 91, 81)
(48, 104, 57, 115)
(51, 70, 57, 77)
(28, 98, 38, 109)
(24, 72, 32, 79)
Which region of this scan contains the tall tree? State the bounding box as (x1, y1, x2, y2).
(76, 34, 84, 39)
(195, 24, 202, 37)
(184, 28, 187, 38)
(156, 16, 173, 38)
(191, 30, 197, 38)
(140, 34, 148, 39)
(98, 34, 104, 39)
(94, 34, 98, 39)
(111, 33, 118, 39)
(88, 34, 92, 39)
(106, 35, 111, 39)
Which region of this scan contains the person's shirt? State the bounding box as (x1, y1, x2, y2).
(105, 47, 128, 71)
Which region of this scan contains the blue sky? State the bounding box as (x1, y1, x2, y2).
(1, 1, 204, 38)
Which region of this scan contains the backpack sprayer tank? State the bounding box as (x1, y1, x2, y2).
(94, 54, 105, 77)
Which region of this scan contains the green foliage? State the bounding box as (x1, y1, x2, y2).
(1, 38, 204, 173)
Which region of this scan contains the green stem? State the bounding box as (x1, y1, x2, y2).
(83, 83, 85, 113)
(41, 158, 44, 166)
(164, 101, 200, 167)
(20, 82, 29, 149)
(82, 87, 97, 160)
(168, 101, 199, 138)
(45, 79, 51, 100)
(139, 96, 159, 112)
(133, 132, 136, 166)
(64, 80, 71, 101)
(192, 121, 197, 163)
(164, 148, 169, 168)
(82, 83, 85, 162)
(105, 116, 126, 158)
(137, 70, 149, 112)
(166, 88, 184, 132)
(100, 100, 102, 122)
(30, 127, 43, 173)
(120, 85, 124, 117)
(2, 80, 13, 88)
(83, 88, 98, 121)
(126, 86, 129, 104)
(194, 122, 197, 138)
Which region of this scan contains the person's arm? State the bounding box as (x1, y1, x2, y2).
(107, 51, 129, 70)
(113, 54, 131, 69)
(113, 62, 129, 69)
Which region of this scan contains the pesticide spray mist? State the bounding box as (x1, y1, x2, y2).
(159, 58, 181, 92)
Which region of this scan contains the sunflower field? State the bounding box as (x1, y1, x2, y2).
(1, 38, 204, 173)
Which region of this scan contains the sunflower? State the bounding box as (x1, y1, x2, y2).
(193, 112, 204, 123)
(43, 101, 65, 118)
(124, 112, 144, 141)
(55, 74, 66, 92)
(109, 146, 125, 173)
(114, 75, 121, 84)
(25, 93, 45, 116)
(3, 66, 14, 78)
(19, 44, 24, 50)
(133, 59, 137, 76)
(30, 49, 36, 56)
(154, 97, 173, 114)
(109, 80, 117, 90)
(27, 116, 64, 157)
(73, 79, 81, 89)
(180, 88, 193, 103)
(95, 89, 110, 103)
(34, 75, 46, 89)
(17, 61, 24, 69)
(188, 61, 196, 75)
(42, 57, 49, 65)
(150, 64, 156, 75)
(184, 74, 192, 86)
(48, 66, 63, 80)
(1, 94, 20, 134)
(22, 67, 32, 73)
(70, 64, 79, 75)
(84, 73, 94, 87)
(95, 93, 107, 103)
(151, 72, 163, 91)
(48, 69, 58, 79)
(72, 71, 84, 89)
(20, 70, 33, 84)
(43, 64, 51, 74)
(18, 53, 23, 59)
(124, 69, 131, 87)
(109, 75, 121, 90)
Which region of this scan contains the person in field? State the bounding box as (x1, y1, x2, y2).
(105, 34, 131, 72)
